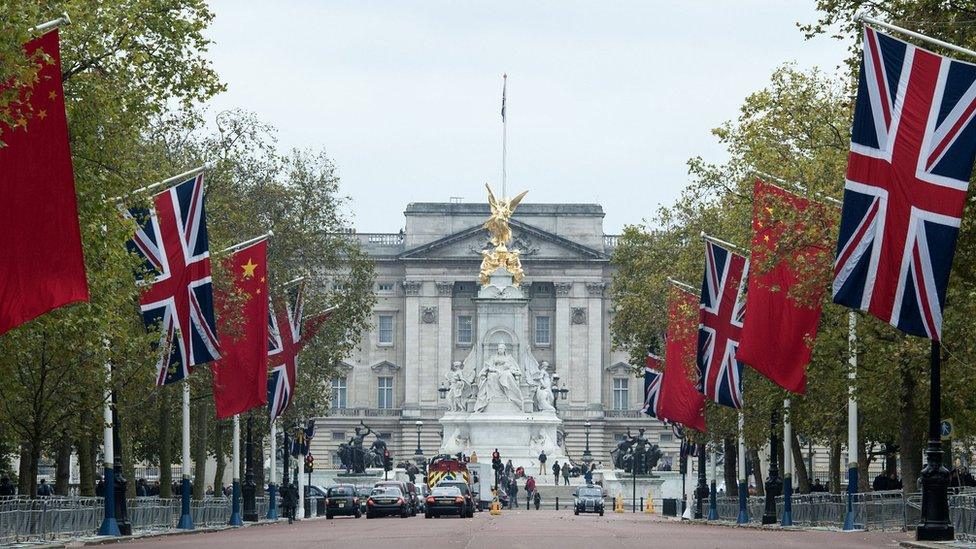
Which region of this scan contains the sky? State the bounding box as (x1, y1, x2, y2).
(203, 1, 852, 234)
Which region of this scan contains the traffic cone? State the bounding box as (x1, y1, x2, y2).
(614, 493, 624, 513)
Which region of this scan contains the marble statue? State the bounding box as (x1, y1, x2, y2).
(532, 364, 556, 412)
(529, 429, 554, 455)
(444, 361, 468, 412)
(474, 343, 523, 412)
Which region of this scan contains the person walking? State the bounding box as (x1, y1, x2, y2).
(508, 476, 519, 509)
(552, 461, 560, 485)
(37, 479, 53, 496)
(525, 476, 536, 506)
(538, 451, 548, 476)
(561, 462, 570, 486)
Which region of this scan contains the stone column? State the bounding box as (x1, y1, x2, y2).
(585, 282, 605, 408)
(432, 282, 454, 409)
(403, 280, 423, 412)
(554, 282, 574, 405)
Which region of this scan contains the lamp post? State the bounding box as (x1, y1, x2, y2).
(583, 420, 592, 461)
(242, 414, 258, 522)
(438, 383, 448, 401)
(917, 341, 954, 541)
(111, 391, 131, 535)
(415, 420, 424, 456)
(695, 445, 707, 519)
(762, 411, 782, 525)
(551, 374, 568, 410)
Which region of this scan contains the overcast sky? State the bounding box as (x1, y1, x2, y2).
(204, 1, 851, 234)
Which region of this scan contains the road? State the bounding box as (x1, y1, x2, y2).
(112, 510, 910, 548)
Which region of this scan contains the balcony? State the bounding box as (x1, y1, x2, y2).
(604, 409, 642, 418)
(324, 407, 403, 418)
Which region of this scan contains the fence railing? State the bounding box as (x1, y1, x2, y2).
(0, 495, 276, 544)
(711, 490, 906, 530)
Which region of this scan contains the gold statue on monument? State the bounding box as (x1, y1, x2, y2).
(480, 183, 528, 286)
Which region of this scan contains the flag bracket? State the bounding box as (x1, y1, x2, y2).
(700, 231, 749, 257)
(857, 14, 976, 60)
(218, 231, 274, 255)
(666, 277, 697, 295)
(32, 14, 71, 33)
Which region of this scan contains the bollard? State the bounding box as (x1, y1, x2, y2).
(527, 495, 530, 511)
(490, 499, 501, 516)
(555, 497, 559, 511)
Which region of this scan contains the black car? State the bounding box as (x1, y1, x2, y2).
(325, 484, 361, 519)
(433, 480, 475, 518)
(424, 485, 468, 518)
(573, 485, 605, 516)
(365, 487, 410, 519)
(375, 480, 419, 516)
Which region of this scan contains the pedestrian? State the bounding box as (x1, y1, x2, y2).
(37, 479, 53, 496)
(95, 477, 105, 497)
(552, 461, 560, 485)
(539, 451, 548, 476)
(583, 467, 593, 485)
(136, 478, 148, 497)
(525, 476, 536, 503)
(508, 476, 519, 509)
(0, 476, 14, 496)
(282, 482, 298, 524)
(533, 490, 541, 510)
(561, 463, 570, 486)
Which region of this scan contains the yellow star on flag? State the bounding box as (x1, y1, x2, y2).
(37, 110, 46, 120)
(241, 258, 258, 279)
(48, 90, 57, 101)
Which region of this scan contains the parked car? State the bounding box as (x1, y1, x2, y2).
(374, 480, 419, 516)
(433, 480, 475, 518)
(325, 484, 361, 519)
(365, 487, 410, 519)
(573, 485, 605, 516)
(425, 485, 468, 518)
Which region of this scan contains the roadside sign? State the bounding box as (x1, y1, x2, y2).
(941, 419, 953, 441)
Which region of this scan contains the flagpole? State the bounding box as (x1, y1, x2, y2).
(217, 231, 274, 256)
(281, 276, 305, 289)
(844, 311, 859, 530)
(666, 277, 698, 295)
(177, 382, 194, 529)
(707, 446, 718, 520)
(229, 415, 243, 526)
(110, 165, 210, 202)
(700, 231, 749, 257)
(267, 419, 279, 519)
(296, 430, 305, 521)
(857, 14, 976, 59)
(752, 170, 843, 206)
(737, 412, 749, 524)
(31, 14, 70, 33)
(501, 73, 507, 199)
(782, 398, 794, 526)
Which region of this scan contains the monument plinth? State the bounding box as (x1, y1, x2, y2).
(438, 186, 568, 471)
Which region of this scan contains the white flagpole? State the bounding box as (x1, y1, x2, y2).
(844, 311, 859, 530)
(31, 14, 70, 33)
(857, 14, 976, 59)
(229, 415, 242, 525)
(96, 349, 119, 535)
(782, 398, 794, 526)
(501, 73, 507, 199)
(737, 411, 748, 523)
(177, 381, 194, 529)
(296, 439, 305, 520)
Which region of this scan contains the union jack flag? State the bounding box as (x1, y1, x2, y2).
(641, 351, 663, 418)
(267, 282, 305, 422)
(124, 174, 220, 386)
(697, 240, 749, 409)
(833, 27, 976, 340)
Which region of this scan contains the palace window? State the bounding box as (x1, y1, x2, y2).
(377, 376, 394, 409)
(612, 378, 629, 410)
(659, 433, 673, 443)
(378, 314, 394, 345)
(457, 315, 473, 345)
(377, 282, 394, 292)
(535, 315, 551, 346)
(330, 377, 347, 409)
(332, 431, 345, 441)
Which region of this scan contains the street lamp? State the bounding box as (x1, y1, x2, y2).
(583, 420, 592, 461)
(415, 420, 424, 456)
(438, 382, 448, 400)
(551, 374, 569, 410)
(762, 411, 782, 525)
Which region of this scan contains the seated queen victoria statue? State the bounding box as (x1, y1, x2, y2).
(473, 343, 523, 413)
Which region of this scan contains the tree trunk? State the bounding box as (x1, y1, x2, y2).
(192, 398, 208, 499)
(54, 437, 71, 495)
(829, 440, 842, 494)
(213, 422, 226, 495)
(254, 432, 265, 494)
(899, 365, 922, 495)
(78, 430, 94, 497)
(159, 389, 172, 498)
(28, 439, 40, 498)
(723, 438, 737, 497)
(790, 431, 811, 494)
(858, 441, 872, 492)
(17, 444, 30, 495)
(751, 448, 765, 496)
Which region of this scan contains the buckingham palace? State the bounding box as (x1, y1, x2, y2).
(310, 200, 686, 472)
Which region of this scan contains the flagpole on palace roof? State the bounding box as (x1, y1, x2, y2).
(31, 14, 70, 33)
(700, 231, 749, 257)
(501, 73, 507, 198)
(857, 14, 976, 59)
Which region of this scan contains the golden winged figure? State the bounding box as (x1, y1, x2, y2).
(480, 183, 528, 286)
(484, 183, 528, 248)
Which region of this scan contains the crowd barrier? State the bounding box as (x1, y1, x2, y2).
(711, 490, 906, 530)
(0, 495, 275, 544)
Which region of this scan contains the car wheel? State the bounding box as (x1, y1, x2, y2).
(366, 513, 373, 519)
(599, 510, 604, 517)
(574, 509, 579, 515)
(425, 512, 431, 519)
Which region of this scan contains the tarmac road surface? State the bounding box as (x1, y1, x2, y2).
(110, 510, 910, 548)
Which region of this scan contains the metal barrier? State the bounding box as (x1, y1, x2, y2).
(710, 490, 906, 530)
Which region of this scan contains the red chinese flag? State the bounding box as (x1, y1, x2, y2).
(658, 288, 706, 432)
(0, 31, 88, 335)
(736, 179, 828, 394)
(212, 240, 269, 419)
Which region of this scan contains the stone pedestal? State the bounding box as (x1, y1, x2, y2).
(440, 410, 566, 471)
